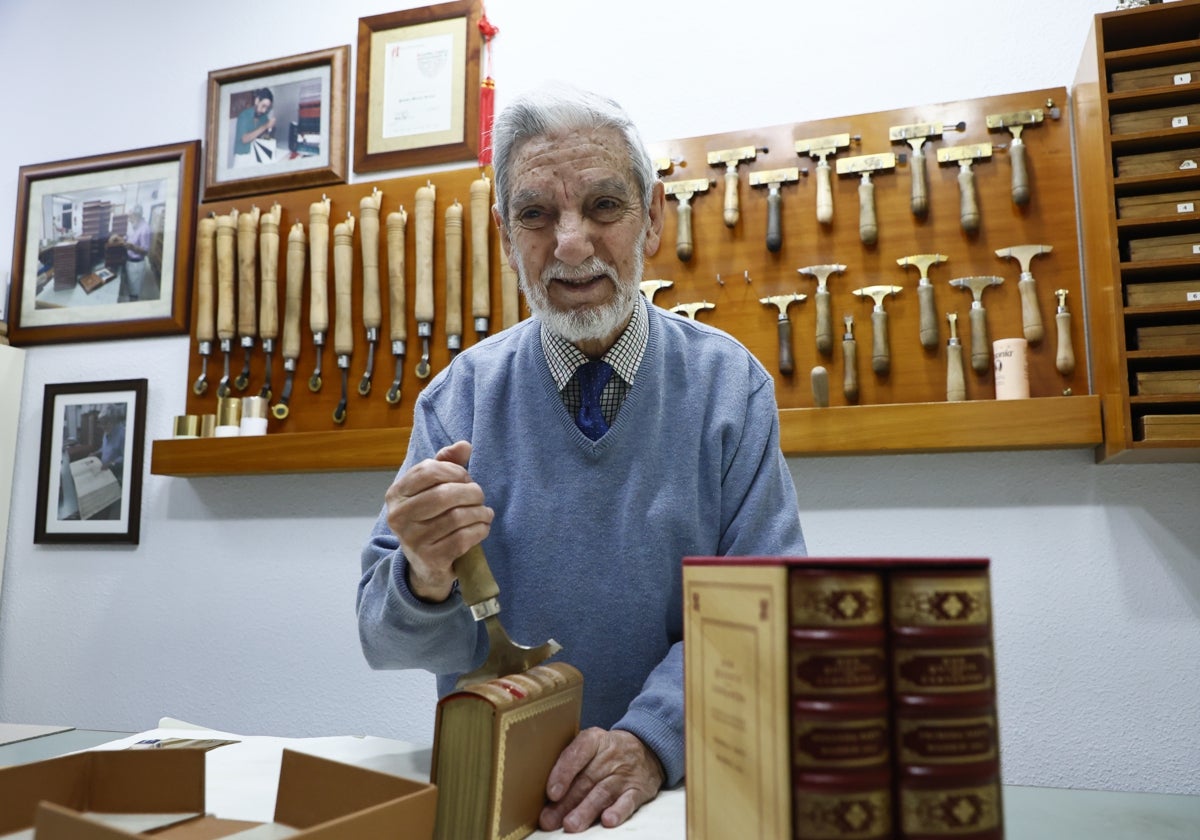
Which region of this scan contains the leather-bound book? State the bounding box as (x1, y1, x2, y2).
(430, 661, 582, 840)
(889, 563, 1003, 840)
(790, 568, 892, 840)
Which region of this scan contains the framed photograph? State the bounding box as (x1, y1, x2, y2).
(355, 0, 482, 173)
(34, 379, 147, 545)
(204, 45, 349, 201)
(8, 141, 199, 347)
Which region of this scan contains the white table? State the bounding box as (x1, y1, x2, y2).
(2, 722, 1196, 839)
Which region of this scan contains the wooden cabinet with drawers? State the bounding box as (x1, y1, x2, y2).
(1074, 0, 1200, 462)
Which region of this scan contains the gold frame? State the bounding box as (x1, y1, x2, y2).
(8, 141, 199, 346)
(354, 0, 482, 173)
(203, 45, 350, 202)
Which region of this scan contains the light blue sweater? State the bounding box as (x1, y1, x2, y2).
(358, 301, 806, 786)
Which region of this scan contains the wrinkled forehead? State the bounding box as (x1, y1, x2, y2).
(508, 128, 639, 199)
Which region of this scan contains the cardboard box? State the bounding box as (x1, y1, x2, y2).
(0, 748, 437, 839)
(1126, 279, 1200, 306)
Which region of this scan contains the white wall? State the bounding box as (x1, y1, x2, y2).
(1, 0, 1197, 796)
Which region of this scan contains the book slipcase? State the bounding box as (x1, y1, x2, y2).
(683, 557, 1002, 840)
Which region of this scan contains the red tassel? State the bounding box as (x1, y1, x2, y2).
(478, 10, 498, 167)
(479, 76, 495, 166)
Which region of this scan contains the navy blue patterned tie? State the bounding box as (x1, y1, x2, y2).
(575, 360, 614, 440)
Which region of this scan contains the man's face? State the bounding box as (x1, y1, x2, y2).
(496, 127, 663, 351)
(255, 97, 272, 116)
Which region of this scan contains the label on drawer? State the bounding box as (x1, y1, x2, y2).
(1189, 291, 1200, 302)
(1179, 202, 1195, 213)
(1176, 72, 1193, 85)
(1183, 160, 1199, 170)
(1192, 244, 1200, 254)
(1174, 116, 1191, 128)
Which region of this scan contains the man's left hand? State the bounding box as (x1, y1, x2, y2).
(539, 727, 664, 833)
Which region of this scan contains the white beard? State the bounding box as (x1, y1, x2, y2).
(516, 230, 645, 345)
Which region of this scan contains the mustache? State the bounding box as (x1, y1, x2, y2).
(539, 257, 619, 285)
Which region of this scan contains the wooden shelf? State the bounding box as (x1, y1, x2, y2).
(150, 396, 1103, 476)
(1075, 0, 1200, 462)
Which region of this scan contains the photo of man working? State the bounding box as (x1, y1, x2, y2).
(357, 83, 807, 833)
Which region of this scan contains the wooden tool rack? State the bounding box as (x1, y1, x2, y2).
(152, 87, 1102, 476)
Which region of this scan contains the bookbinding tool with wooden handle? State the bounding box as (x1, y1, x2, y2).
(707, 145, 764, 227)
(888, 120, 965, 216)
(949, 275, 1004, 373)
(987, 108, 1044, 206)
(454, 544, 562, 688)
(995, 243, 1052, 344)
(759, 293, 806, 375)
(937, 142, 992, 233)
(852, 284, 903, 376)
(897, 253, 948, 350)
(795, 133, 851, 224)
(749, 167, 801, 252)
(836, 152, 895, 246)
(798, 263, 846, 356)
(663, 178, 711, 261)
(192, 216, 216, 396)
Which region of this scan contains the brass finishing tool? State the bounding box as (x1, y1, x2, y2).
(358, 188, 383, 396)
(470, 175, 492, 340)
(454, 544, 562, 689)
(214, 209, 238, 398)
(307, 196, 331, 392)
(995, 243, 1052, 344)
(1054, 289, 1076, 377)
(888, 120, 965, 216)
(192, 215, 216, 396)
(708, 145, 764, 227)
(235, 205, 261, 392)
(946, 312, 966, 402)
(937, 142, 992, 233)
(797, 263, 846, 356)
(836, 153, 896, 246)
(842, 315, 859, 403)
(852, 285, 903, 376)
(258, 203, 282, 401)
(385, 205, 408, 405)
(987, 108, 1044, 206)
(640, 279, 673, 304)
(663, 178, 711, 261)
(795, 133, 851, 224)
(332, 213, 355, 424)
(445, 199, 464, 360)
(897, 253, 949, 349)
(670, 300, 716, 321)
(749, 167, 801, 252)
(759, 292, 807, 375)
(272, 222, 306, 420)
(948, 275, 1005, 373)
(414, 182, 436, 379)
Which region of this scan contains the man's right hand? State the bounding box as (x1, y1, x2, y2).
(384, 440, 493, 603)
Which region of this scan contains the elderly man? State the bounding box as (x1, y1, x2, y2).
(358, 84, 806, 832)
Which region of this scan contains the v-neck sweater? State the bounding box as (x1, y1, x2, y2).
(359, 301, 806, 786)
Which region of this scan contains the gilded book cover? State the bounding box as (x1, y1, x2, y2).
(430, 661, 583, 840)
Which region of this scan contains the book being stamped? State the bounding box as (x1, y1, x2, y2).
(430, 661, 583, 840)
